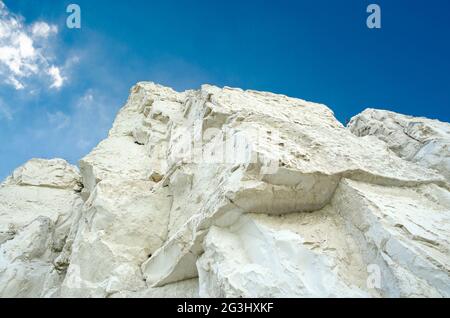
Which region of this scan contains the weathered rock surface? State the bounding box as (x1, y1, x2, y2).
(348, 108, 450, 182)
(0, 159, 83, 297)
(1, 83, 449, 298)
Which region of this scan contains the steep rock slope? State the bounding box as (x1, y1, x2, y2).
(1, 83, 449, 298)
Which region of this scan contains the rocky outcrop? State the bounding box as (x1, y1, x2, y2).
(348, 108, 450, 182)
(0, 159, 83, 297)
(1, 83, 449, 298)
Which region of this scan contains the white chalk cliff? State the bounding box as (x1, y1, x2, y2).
(1, 83, 449, 298)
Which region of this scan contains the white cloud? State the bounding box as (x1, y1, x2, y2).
(6, 76, 24, 89)
(0, 1, 65, 90)
(31, 21, 58, 38)
(48, 65, 65, 89)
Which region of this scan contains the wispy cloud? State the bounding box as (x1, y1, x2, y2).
(47, 110, 71, 130)
(68, 89, 119, 151)
(0, 0, 66, 90)
(26, 89, 121, 153)
(0, 96, 12, 120)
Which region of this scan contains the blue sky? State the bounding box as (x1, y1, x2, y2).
(0, 0, 449, 180)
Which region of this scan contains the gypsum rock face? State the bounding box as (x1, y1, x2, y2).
(196, 180, 450, 298)
(140, 84, 447, 291)
(194, 177, 450, 298)
(59, 178, 172, 297)
(348, 108, 450, 182)
(0, 159, 83, 298)
(197, 212, 372, 298)
(59, 83, 187, 297)
(1, 82, 449, 298)
(331, 179, 450, 297)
